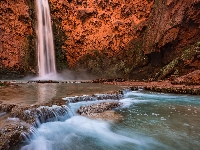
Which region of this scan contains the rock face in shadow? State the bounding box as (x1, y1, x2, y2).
(154, 42, 200, 80)
(0, 0, 200, 79)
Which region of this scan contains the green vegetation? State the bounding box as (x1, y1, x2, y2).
(52, 22, 68, 71)
(76, 50, 124, 78)
(20, 0, 36, 74)
(50, 4, 68, 72)
(155, 41, 200, 80)
(155, 58, 179, 80)
(21, 34, 36, 74)
(76, 40, 146, 79)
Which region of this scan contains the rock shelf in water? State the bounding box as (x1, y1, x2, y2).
(1, 82, 200, 149)
(77, 102, 121, 116)
(63, 92, 123, 103)
(0, 98, 69, 149)
(0, 90, 128, 149)
(76, 102, 122, 122)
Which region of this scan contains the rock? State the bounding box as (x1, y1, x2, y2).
(92, 78, 125, 83)
(85, 110, 123, 122)
(77, 102, 121, 115)
(172, 70, 200, 85)
(0, 122, 31, 150)
(63, 92, 123, 103)
(0, 98, 69, 149)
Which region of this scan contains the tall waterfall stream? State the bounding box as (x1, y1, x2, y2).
(36, 0, 56, 78)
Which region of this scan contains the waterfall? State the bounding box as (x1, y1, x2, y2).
(35, 0, 56, 78)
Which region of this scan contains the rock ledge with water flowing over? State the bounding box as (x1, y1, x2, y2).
(0, 88, 129, 149)
(0, 98, 70, 149)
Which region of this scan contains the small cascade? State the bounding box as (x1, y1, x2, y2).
(0, 104, 73, 149)
(11, 105, 72, 127)
(21, 126, 39, 141)
(63, 93, 123, 103)
(35, 0, 57, 78)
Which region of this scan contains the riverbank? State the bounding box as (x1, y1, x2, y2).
(104, 80, 200, 95)
(0, 84, 124, 150)
(0, 80, 200, 149)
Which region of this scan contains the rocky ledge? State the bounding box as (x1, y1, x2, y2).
(63, 92, 123, 103)
(77, 102, 121, 115)
(0, 98, 69, 149)
(104, 80, 200, 95)
(0, 81, 16, 87)
(77, 102, 121, 121)
(0, 120, 32, 150)
(172, 70, 200, 85)
(0, 89, 127, 149)
(144, 86, 200, 95)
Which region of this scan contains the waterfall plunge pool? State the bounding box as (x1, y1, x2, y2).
(6, 85, 200, 150)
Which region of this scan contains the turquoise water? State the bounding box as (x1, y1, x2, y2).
(17, 90, 200, 150)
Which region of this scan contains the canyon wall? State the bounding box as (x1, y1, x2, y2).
(0, 0, 36, 78)
(0, 0, 200, 79)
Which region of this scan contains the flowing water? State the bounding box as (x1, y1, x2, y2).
(9, 89, 200, 150)
(36, 0, 56, 78)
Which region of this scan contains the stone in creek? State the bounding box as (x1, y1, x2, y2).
(0, 123, 30, 150)
(86, 110, 123, 122)
(77, 102, 121, 115)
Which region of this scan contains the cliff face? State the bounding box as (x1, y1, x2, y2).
(0, 0, 36, 78)
(0, 0, 200, 79)
(49, 0, 154, 65)
(134, 0, 200, 79)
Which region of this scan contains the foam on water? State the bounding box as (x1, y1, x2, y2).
(124, 90, 200, 104)
(119, 97, 157, 108)
(21, 116, 163, 150)
(19, 90, 200, 150)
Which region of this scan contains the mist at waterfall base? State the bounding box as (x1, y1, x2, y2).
(17, 90, 200, 150)
(25, 69, 97, 81)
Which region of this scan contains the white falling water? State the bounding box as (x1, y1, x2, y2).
(35, 0, 57, 79)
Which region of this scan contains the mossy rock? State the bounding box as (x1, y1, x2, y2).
(155, 41, 200, 80)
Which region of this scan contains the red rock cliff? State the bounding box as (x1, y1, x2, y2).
(0, 0, 35, 77)
(0, 0, 200, 79)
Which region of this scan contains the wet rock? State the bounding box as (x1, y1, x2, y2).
(77, 102, 121, 116)
(10, 104, 70, 126)
(84, 110, 123, 122)
(92, 78, 125, 83)
(76, 8, 97, 23)
(0, 81, 14, 87)
(130, 86, 139, 91)
(0, 122, 31, 150)
(0, 104, 16, 112)
(36, 80, 60, 83)
(0, 98, 70, 149)
(63, 93, 123, 103)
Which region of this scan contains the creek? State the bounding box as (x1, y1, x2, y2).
(4, 85, 199, 150)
